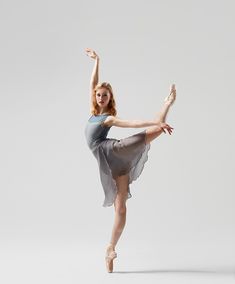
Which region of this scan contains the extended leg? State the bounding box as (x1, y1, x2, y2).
(145, 87, 176, 144)
(145, 102, 172, 144)
(154, 101, 171, 124)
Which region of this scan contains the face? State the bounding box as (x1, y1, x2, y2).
(96, 87, 111, 109)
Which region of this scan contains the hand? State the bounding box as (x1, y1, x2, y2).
(159, 122, 174, 135)
(85, 48, 99, 59)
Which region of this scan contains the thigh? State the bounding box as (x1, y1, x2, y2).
(114, 174, 129, 206)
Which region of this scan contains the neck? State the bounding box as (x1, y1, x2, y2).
(98, 108, 109, 115)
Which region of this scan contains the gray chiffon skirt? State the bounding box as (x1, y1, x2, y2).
(92, 129, 151, 207)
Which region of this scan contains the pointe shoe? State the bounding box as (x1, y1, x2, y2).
(105, 246, 117, 273)
(164, 84, 176, 106)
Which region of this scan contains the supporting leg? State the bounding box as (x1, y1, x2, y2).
(109, 174, 129, 249)
(105, 174, 129, 272)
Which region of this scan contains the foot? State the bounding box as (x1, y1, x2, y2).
(105, 244, 117, 273)
(164, 84, 176, 106)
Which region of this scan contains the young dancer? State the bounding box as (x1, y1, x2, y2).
(84, 48, 176, 273)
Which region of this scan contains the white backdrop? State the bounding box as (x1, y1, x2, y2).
(0, 0, 234, 282)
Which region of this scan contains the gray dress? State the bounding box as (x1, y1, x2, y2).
(84, 113, 151, 207)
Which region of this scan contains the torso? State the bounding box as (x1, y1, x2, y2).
(85, 114, 112, 149)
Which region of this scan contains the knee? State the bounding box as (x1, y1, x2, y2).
(146, 125, 164, 135)
(145, 126, 164, 144)
(154, 125, 164, 133)
(115, 204, 127, 215)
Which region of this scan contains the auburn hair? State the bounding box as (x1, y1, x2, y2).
(90, 82, 117, 116)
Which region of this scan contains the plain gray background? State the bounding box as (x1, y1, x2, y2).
(0, 0, 234, 282)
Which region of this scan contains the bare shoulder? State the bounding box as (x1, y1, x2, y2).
(102, 115, 116, 127)
(102, 116, 134, 128)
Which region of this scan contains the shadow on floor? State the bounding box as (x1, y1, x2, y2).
(114, 268, 235, 275)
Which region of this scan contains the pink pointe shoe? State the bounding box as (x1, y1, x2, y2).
(164, 84, 176, 106)
(105, 244, 117, 273)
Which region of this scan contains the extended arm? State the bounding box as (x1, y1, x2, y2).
(104, 116, 173, 134)
(106, 116, 159, 128)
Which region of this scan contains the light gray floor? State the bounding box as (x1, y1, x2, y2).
(1, 238, 234, 284)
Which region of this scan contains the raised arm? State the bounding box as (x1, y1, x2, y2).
(85, 48, 100, 96)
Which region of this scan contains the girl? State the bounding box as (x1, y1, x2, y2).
(84, 48, 176, 273)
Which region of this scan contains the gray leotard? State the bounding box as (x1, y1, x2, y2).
(85, 114, 112, 150)
(84, 114, 151, 207)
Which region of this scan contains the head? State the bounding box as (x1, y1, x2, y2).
(91, 82, 117, 116)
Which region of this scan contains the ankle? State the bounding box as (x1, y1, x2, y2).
(164, 101, 172, 107)
(107, 243, 115, 250)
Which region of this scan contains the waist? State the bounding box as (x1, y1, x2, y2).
(87, 137, 116, 152)
(87, 138, 106, 150)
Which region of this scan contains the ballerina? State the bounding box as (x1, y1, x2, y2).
(84, 48, 176, 273)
